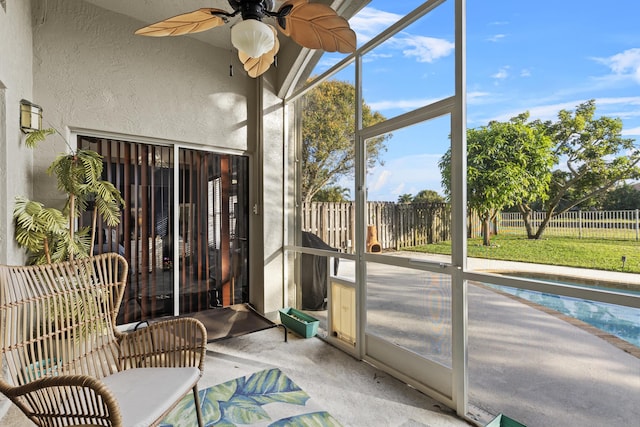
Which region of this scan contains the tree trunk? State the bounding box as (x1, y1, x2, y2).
(68, 194, 75, 261)
(490, 211, 499, 236)
(533, 208, 555, 239)
(482, 215, 491, 246)
(519, 205, 536, 239)
(519, 204, 555, 239)
(90, 208, 98, 254)
(43, 239, 51, 264)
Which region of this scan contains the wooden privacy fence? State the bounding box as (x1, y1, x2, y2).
(301, 202, 455, 251)
(301, 203, 640, 251)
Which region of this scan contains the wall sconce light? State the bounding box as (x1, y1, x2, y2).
(20, 99, 43, 133)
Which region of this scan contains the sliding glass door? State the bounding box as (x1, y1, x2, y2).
(178, 149, 250, 313)
(79, 136, 249, 324)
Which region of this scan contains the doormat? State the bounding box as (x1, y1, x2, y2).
(184, 304, 286, 342)
(160, 368, 342, 427)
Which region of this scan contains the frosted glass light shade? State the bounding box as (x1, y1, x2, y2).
(231, 19, 275, 58)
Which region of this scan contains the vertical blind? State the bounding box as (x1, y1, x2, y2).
(79, 136, 250, 324)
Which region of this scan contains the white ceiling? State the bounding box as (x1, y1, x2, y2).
(83, 0, 328, 51)
(82, 0, 366, 95)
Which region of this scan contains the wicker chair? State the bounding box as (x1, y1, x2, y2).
(0, 253, 207, 427)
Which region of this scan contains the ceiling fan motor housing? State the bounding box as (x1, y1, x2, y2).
(228, 0, 275, 21)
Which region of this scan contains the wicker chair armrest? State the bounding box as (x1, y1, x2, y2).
(5, 375, 122, 427)
(117, 317, 207, 371)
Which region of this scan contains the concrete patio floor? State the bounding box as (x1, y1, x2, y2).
(3, 256, 637, 426)
(325, 255, 640, 426)
(2, 327, 472, 427)
(3, 292, 637, 426)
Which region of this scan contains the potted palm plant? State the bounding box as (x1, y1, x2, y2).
(13, 127, 125, 351)
(13, 127, 125, 264)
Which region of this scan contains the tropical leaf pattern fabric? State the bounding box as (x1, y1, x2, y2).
(161, 368, 342, 427)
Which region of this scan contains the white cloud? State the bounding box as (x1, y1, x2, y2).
(485, 96, 640, 123)
(594, 48, 640, 84)
(486, 101, 580, 122)
(391, 34, 455, 63)
(369, 169, 392, 192)
(368, 97, 439, 111)
(487, 34, 506, 42)
(622, 126, 640, 136)
(595, 96, 640, 107)
(468, 91, 492, 104)
(607, 109, 640, 119)
(367, 92, 492, 112)
(350, 7, 401, 44)
(492, 67, 509, 80)
(520, 69, 531, 77)
(350, 7, 454, 65)
(316, 56, 342, 70)
(362, 52, 393, 64)
(366, 154, 445, 201)
(390, 182, 406, 195)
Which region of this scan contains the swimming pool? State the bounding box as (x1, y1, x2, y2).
(487, 283, 640, 348)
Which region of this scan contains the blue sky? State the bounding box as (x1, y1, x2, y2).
(312, 0, 640, 201)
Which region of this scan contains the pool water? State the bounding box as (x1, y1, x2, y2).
(489, 285, 640, 348)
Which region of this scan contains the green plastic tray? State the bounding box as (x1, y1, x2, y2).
(279, 307, 319, 338)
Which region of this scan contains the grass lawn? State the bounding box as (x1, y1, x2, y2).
(409, 235, 640, 274)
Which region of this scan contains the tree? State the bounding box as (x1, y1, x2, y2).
(301, 80, 389, 202)
(439, 113, 554, 245)
(519, 100, 640, 238)
(397, 193, 413, 203)
(412, 189, 445, 204)
(602, 183, 640, 210)
(312, 186, 351, 202)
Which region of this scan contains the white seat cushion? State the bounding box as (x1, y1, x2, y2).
(101, 367, 201, 427)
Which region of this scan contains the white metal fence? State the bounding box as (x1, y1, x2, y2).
(499, 210, 640, 240)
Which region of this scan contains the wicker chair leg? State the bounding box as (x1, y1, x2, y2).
(193, 385, 204, 427)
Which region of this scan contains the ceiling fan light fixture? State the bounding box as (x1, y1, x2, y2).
(231, 18, 274, 58)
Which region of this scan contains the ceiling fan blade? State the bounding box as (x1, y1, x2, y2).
(277, 0, 356, 53)
(238, 25, 280, 78)
(134, 8, 228, 37)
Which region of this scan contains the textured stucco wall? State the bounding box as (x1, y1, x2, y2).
(0, 0, 35, 266)
(0, 0, 35, 419)
(258, 79, 285, 316)
(27, 0, 286, 316)
(31, 0, 252, 207)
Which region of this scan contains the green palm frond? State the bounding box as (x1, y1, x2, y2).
(78, 149, 104, 185)
(24, 128, 56, 148)
(96, 180, 125, 205)
(13, 197, 67, 255)
(93, 181, 125, 227)
(15, 127, 124, 265)
(49, 154, 84, 195)
(73, 195, 90, 217)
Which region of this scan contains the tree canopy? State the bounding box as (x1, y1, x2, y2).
(600, 183, 640, 210)
(439, 112, 554, 245)
(397, 193, 413, 203)
(439, 100, 639, 242)
(518, 100, 640, 238)
(312, 186, 351, 202)
(412, 189, 445, 204)
(301, 80, 389, 203)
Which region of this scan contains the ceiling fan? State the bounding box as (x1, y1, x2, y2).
(134, 0, 357, 78)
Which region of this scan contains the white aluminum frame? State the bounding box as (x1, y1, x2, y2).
(283, 0, 640, 422)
